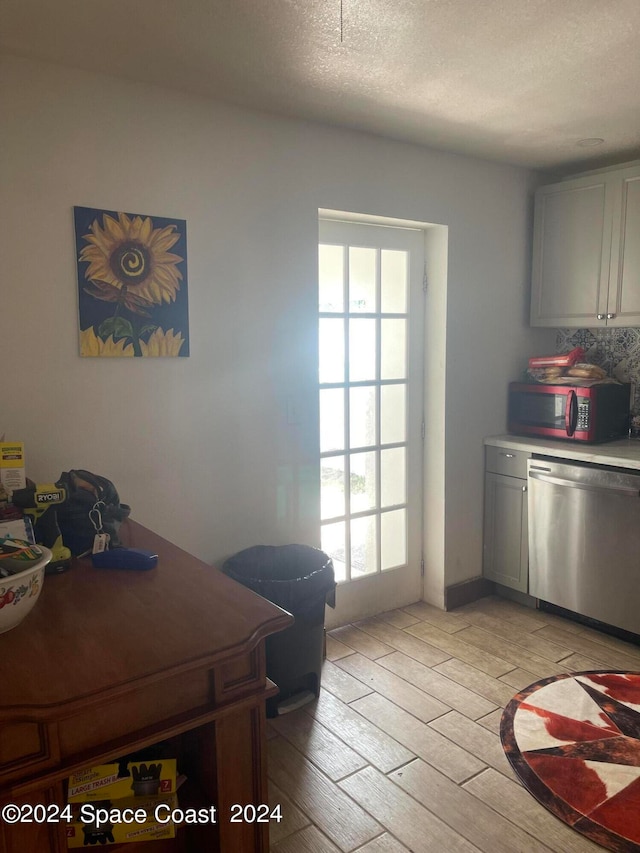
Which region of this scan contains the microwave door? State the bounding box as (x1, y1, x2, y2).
(513, 390, 568, 433)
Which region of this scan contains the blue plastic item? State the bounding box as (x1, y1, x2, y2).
(91, 547, 158, 570)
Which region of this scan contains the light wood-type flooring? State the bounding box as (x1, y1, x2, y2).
(267, 594, 640, 852)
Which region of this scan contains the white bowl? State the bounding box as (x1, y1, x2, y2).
(0, 545, 52, 634)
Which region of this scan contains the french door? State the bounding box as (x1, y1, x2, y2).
(318, 218, 425, 625)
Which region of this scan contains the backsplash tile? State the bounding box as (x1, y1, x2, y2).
(557, 327, 640, 418)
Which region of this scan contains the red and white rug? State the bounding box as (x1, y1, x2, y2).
(501, 671, 640, 852)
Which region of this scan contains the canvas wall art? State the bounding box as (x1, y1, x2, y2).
(74, 206, 189, 357)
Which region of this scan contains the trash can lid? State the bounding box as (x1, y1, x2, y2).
(222, 544, 336, 614)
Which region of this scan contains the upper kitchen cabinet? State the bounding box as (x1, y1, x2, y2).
(530, 163, 640, 327)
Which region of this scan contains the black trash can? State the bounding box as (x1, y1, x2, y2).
(222, 544, 336, 715)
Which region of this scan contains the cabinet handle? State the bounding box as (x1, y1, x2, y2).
(597, 313, 605, 320)
(500, 453, 515, 458)
(607, 313, 615, 320)
(522, 485, 527, 492)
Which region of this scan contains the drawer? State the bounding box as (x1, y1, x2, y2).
(485, 445, 530, 479)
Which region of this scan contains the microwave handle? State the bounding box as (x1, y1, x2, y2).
(565, 389, 577, 436)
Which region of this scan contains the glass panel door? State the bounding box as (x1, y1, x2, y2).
(319, 218, 424, 621)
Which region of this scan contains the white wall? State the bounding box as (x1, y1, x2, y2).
(0, 55, 554, 599)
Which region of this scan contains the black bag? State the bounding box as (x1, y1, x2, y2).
(56, 470, 131, 556)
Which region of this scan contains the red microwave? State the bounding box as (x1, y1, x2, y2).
(508, 382, 631, 443)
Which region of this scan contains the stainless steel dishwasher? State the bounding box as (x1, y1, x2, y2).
(528, 457, 640, 635)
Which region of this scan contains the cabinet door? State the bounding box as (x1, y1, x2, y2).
(0, 787, 67, 853)
(608, 167, 640, 326)
(483, 473, 528, 592)
(530, 175, 614, 327)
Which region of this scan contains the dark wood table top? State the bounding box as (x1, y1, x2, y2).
(0, 521, 292, 711)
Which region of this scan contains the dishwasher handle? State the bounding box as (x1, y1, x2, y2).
(529, 469, 640, 497)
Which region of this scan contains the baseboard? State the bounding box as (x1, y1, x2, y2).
(493, 584, 538, 609)
(445, 576, 494, 611)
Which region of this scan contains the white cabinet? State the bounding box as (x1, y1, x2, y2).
(482, 447, 529, 593)
(531, 164, 640, 327)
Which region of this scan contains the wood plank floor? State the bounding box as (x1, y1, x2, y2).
(267, 594, 640, 852)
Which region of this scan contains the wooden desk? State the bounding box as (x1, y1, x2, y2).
(0, 521, 293, 852)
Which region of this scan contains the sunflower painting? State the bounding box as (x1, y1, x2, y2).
(74, 206, 189, 357)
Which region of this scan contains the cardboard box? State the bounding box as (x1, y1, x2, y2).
(65, 794, 177, 848)
(67, 759, 177, 802)
(0, 442, 25, 495)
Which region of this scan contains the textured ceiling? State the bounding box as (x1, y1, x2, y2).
(2, 0, 640, 171)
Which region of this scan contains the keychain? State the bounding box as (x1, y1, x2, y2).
(89, 501, 111, 554)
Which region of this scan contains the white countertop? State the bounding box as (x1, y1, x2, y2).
(485, 434, 640, 470)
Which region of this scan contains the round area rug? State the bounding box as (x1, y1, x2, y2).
(501, 671, 640, 852)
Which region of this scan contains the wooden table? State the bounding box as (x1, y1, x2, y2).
(0, 521, 293, 852)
